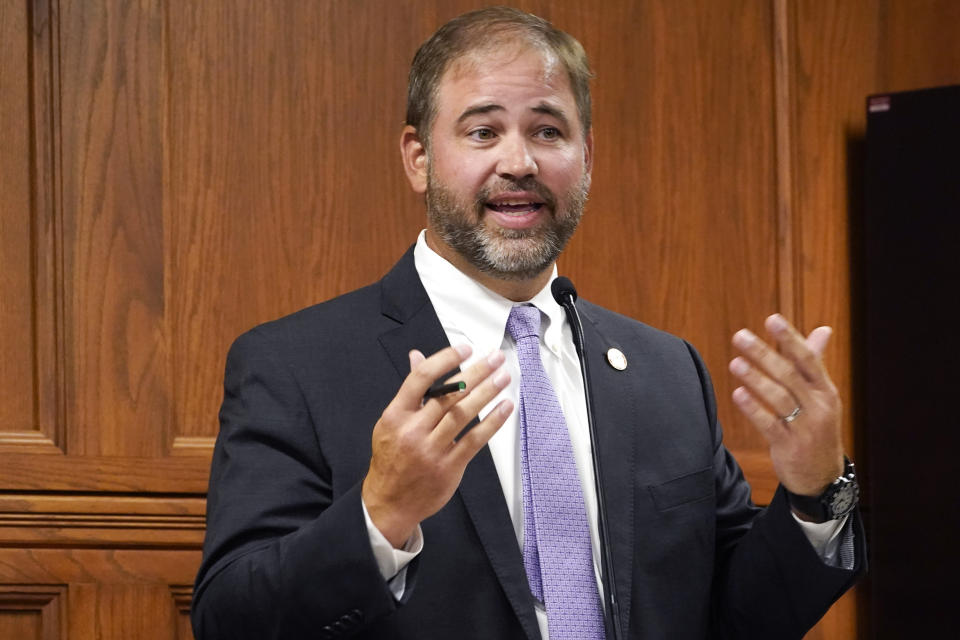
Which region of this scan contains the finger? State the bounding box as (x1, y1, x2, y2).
(429, 364, 511, 446)
(731, 386, 786, 444)
(392, 344, 472, 410)
(732, 329, 812, 405)
(728, 356, 798, 419)
(764, 314, 830, 388)
(805, 326, 832, 357)
(419, 350, 506, 422)
(450, 398, 514, 465)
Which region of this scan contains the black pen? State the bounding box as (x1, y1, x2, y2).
(423, 381, 466, 400)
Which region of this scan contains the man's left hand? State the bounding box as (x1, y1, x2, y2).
(728, 314, 845, 497)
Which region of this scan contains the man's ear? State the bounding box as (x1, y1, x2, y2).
(400, 125, 428, 194)
(584, 127, 594, 176)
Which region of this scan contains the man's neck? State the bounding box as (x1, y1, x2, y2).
(424, 229, 553, 302)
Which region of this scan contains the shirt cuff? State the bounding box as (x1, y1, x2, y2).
(361, 499, 423, 600)
(792, 512, 849, 566)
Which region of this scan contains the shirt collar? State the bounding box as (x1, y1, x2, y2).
(413, 230, 568, 352)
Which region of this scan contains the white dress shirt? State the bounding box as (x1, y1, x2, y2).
(362, 231, 847, 637)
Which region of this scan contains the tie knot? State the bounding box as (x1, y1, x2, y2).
(507, 305, 541, 342)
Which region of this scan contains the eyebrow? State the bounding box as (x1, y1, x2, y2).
(531, 103, 571, 129)
(456, 103, 505, 124)
(456, 101, 571, 129)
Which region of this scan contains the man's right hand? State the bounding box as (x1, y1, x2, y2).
(361, 344, 513, 548)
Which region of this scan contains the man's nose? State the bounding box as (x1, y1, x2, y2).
(496, 136, 538, 179)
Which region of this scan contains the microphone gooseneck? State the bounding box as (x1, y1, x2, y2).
(551, 277, 623, 640)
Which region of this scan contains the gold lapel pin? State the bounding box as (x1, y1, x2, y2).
(606, 347, 627, 371)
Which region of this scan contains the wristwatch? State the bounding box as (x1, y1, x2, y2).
(786, 456, 860, 522)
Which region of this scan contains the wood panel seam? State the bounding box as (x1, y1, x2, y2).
(773, 0, 800, 321)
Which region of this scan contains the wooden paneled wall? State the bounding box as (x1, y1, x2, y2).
(1, 1, 958, 638)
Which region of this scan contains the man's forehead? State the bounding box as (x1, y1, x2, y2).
(443, 42, 562, 88)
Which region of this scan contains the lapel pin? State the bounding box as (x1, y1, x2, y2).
(606, 347, 627, 371)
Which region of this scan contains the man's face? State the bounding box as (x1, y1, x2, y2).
(416, 45, 592, 282)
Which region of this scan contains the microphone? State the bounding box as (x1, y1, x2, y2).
(551, 277, 623, 640)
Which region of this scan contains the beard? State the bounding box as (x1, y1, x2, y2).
(425, 167, 589, 281)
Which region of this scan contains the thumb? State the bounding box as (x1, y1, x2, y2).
(408, 349, 426, 371)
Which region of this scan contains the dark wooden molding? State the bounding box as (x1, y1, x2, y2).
(0, 494, 205, 548)
(0, 583, 66, 640)
(0, 456, 210, 493)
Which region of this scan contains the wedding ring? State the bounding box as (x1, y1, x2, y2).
(781, 406, 802, 424)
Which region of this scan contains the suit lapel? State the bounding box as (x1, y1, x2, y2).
(579, 306, 636, 637)
(459, 453, 542, 640)
(377, 248, 541, 640)
(377, 248, 451, 378)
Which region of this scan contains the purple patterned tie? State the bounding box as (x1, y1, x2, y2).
(506, 305, 606, 640)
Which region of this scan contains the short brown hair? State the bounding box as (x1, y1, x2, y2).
(406, 7, 593, 146)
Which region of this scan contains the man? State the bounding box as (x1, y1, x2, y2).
(192, 8, 864, 639)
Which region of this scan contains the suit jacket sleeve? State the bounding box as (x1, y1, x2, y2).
(191, 327, 410, 639)
(685, 341, 867, 637)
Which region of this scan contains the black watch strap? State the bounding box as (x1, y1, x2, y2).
(786, 456, 859, 522)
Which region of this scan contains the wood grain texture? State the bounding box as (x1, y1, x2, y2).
(880, 0, 960, 92)
(0, 610, 43, 640)
(0, 585, 65, 640)
(0, 548, 200, 584)
(170, 585, 194, 640)
(0, 554, 197, 639)
(0, 0, 63, 455)
(0, 0, 36, 436)
(58, 0, 169, 457)
(0, 454, 210, 492)
(95, 584, 180, 640)
(0, 582, 191, 640)
(0, 494, 205, 548)
(64, 585, 96, 640)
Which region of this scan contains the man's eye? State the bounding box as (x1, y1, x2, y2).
(470, 128, 496, 141)
(538, 127, 561, 140)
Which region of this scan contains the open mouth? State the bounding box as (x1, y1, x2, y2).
(485, 201, 544, 214)
(482, 196, 547, 230)
(479, 187, 552, 229)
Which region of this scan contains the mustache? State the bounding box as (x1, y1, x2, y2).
(475, 177, 557, 209)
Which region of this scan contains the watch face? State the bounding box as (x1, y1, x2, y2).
(829, 483, 860, 517)
(832, 491, 853, 513)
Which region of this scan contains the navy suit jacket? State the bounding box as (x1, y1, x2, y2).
(192, 247, 865, 639)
